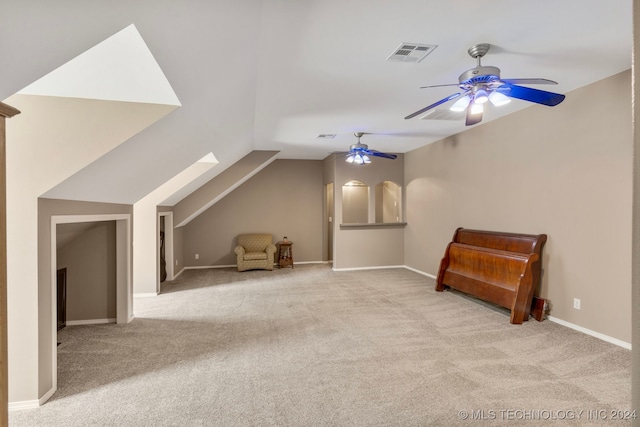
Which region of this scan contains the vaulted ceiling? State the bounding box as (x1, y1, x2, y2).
(0, 1, 631, 205)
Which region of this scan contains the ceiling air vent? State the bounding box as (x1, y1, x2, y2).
(387, 43, 437, 63)
(317, 134, 337, 139)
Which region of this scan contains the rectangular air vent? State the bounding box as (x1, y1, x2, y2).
(317, 134, 337, 139)
(387, 43, 437, 63)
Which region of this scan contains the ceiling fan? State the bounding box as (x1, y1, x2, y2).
(344, 132, 397, 165)
(405, 43, 566, 126)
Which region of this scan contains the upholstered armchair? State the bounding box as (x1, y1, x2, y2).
(234, 234, 277, 272)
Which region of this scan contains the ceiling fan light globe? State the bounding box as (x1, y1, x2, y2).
(489, 91, 511, 106)
(474, 89, 489, 104)
(362, 155, 371, 164)
(348, 153, 361, 165)
(470, 103, 483, 115)
(450, 95, 471, 112)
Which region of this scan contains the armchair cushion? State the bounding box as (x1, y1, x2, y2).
(234, 234, 276, 271)
(244, 252, 268, 261)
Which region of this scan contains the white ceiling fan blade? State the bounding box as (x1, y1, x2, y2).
(500, 78, 558, 85)
(405, 92, 463, 119)
(419, 83, 461, 89)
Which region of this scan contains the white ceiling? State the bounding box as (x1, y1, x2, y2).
(0, 0, 632, 205)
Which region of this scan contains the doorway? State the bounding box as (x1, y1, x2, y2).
(49, 214, 132, 401)
(56, 268, 66, 332)
(160, 217, 167, 283)
(158, 212, 174, 290)
(325, 183, 334, 262)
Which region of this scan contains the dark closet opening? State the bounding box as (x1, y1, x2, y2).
(57, 268, 67, 331)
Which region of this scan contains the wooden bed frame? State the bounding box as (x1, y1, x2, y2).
(436, 228, 547, 324)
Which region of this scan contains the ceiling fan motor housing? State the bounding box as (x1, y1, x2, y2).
(458, 66, 501, 88)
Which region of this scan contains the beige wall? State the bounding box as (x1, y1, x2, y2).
(173, 151, 279, 227)
(5, 93, 164, 404)
(182, 159, 323, 267)
(132, 160, 217, 296)
(405, 70, 632, 343)
(330, 153, 405, 269)
(322, 156, 336, 261)
(57, 222, 116, 322)
(631, 3, 639, 416)
(173, 226, 184, 274)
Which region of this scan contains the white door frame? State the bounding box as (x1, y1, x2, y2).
(50, 213, 132, 395)
(158, 212, 174, 288)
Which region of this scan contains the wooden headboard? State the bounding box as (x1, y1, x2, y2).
(453, 228, 546, 257)
(436, 228, 547, 324)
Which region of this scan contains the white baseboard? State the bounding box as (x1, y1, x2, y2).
(39, 387, 56, 406)
(133, 292, 158, 298)
(295, 261, 329, 265)
(185, 264, 236, 270)
(9, 386, 55, 411)
(332, 264, 405, 272)
(547, 316, 631, 350)
(403, 265, 437, 279)
(182, 261, 328, 271)
(66, 318, 116, 326)
(9, 399, 39, 411)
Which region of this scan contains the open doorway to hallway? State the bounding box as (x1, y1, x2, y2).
(56, 221, 117, 330)
(158, 211, 174, 290)
(48, 214, 132, 403)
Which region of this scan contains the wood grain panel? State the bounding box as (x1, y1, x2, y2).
(0, 102, 20, 427)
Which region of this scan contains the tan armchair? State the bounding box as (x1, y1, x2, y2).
(234, 234, 277, 272)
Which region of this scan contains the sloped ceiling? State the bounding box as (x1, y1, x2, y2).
(0, 0, 632, 205)
(18, 24, 180, 106)
(0, 0, 262, 205)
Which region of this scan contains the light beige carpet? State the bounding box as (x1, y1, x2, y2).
(10, 265, 632, 426)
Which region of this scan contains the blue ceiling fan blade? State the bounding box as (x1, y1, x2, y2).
(405, 92, 462, 119)
(497, 84, 565, 106)
(370, 150, 398, 160)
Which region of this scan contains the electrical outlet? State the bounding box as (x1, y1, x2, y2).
(195, 253, 199, 260)
(175, 259, 178, 266)
(573, 298, 581, 310)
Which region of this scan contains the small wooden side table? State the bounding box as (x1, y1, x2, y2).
(278, 241, 294, 268)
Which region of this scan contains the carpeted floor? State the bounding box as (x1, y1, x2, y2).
(9, 264, 632, 426)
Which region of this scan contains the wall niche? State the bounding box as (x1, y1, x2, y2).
(375, 180, 402, 223)
(341, 180, 368, 223)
